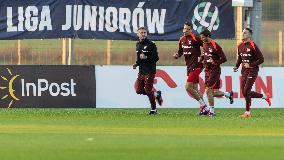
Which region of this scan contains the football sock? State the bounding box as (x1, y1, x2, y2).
(154, 92, 158, 97)
(224, 92, 230, 98)
(209, 106, 215, 112)
(198, 99, 205, 105)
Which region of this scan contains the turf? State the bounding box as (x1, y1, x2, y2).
(0, 108, 284, 160)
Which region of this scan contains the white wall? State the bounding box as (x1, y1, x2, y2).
(96, 66, 279, 108)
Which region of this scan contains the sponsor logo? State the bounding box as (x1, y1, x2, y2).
(0, 68, 20, 108)
(0, 68, 77, 108)
(191, 2, 220, 33)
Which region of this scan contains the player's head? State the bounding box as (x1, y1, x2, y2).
(137, 27, 148, 41)
(200, 29, 211, 43)
(242, 28, 252, 41)
(183, 22, 193, 36)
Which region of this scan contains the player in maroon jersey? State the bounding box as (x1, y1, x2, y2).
(199, 29, 234, 116)
(234, 28, 271, 118)
(173, 22, 208, 115)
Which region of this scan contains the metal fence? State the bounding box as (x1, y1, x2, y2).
(0, 0, 283, 66)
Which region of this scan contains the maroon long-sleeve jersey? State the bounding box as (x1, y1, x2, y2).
(202, 40, 227, 72)
(177, 33, 203, 72)
(235, 40, 264, 69)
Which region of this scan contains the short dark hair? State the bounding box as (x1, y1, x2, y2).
(184, 22, 193, 28)
(200, 29, 211, 37)
(137, 26, 147, 31)
(245, 28, 253, 35)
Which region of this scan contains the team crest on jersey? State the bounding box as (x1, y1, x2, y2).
(247, 48, 250, 52)
(188, 40, 192, 45)
(144, 46, 147, 49)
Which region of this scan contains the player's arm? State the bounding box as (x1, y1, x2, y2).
(197, 36, 205, 63)
(234, 47, 242, 71)
(213, 44, 227, 65)
(173, 39, 183, 59)
(249, 45, 264, 67)
(198, 42, 205, 63)
(133, 43, 140, 69)
(196, 36, 203, 47)
(198, 55, 204, 63)
(198, 47, 205, 63)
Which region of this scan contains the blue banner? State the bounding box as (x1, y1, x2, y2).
(0, 0, 235, 40)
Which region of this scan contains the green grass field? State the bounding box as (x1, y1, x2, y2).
(0, 108, 284, 160)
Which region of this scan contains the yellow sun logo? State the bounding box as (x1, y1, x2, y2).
(0, 68, 20, 108)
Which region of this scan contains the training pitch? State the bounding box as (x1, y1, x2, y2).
(0, 108, 283, 160)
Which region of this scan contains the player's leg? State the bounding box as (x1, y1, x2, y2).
(243, 77, 255, 116)
(206, 87, 214, 106)
(206, 87, 216, 116)
(135, 73, 146, 95)
(205, 71, 224, 116)
(206, 88, 215, 116)
(246, 71, 262, 98)
(205, 72, 219, 107)
(212, 71, 231, 101)
(205, 71, 220, 116)
(212, 71, 232, 101)
(185, 68, 203, 101)
(144, 74, 157, 115)
(213, 89, 223, 97)
(241, 69, 254, 117)
(185, 82, 202, 101)
(186, 68, 207, 114)
(213, 90, 234, 104)
(248, 70, 271, 106)
(154, 90, 163, 106)
(192, 83, 205, 102)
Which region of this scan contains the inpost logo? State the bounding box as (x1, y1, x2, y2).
(0, 68, 20, 108)
(0, 68, 77, 108)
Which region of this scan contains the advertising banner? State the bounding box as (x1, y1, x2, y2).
(96, 66, 275, 108)
(0, 65, 96, 108)
(0, 0, 235, 40)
